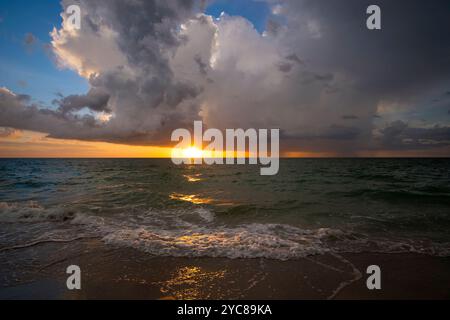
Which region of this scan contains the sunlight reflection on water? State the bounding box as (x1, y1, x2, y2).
(169, 193, 212, 204)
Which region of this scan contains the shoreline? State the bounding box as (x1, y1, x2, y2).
(1, 239, 449, 300)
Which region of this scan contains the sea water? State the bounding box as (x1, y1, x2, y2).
(0, 158, 449, 260)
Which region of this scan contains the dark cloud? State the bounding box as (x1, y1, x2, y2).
(327, 125, 361, 140)
(282, 124, 361, 141)
(2, 0, 450, 155)
(0, 88, 97, 139)
(298, 71, 334, 85)
(264, 0, 450, 154)
(16, 94, 31, 102)
(277, 61, 293, 73)
(285, 53, 304, 65)
(43, 0, 200, 144)
(342, 115, 359, 120)
(380, 120, 450, 149)
(194, 54, 208, 75)
(53, 88, 111, 114)
(280, 0, 450, 98)
(266, 19, 281, 36)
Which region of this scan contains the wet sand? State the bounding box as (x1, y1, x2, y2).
(0, 238, 449, 300)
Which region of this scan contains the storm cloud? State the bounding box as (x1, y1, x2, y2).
(1, 0, 450, 155)
(54, 88, 111, 114)
(380, 120, 450, 149)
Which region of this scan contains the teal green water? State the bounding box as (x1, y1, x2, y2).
(0, 159, 449, 259)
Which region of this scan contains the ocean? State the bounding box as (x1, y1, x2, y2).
(1, 158, 449, 261)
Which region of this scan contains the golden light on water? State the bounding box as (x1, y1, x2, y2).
(183, 174, 202, 182)
(159, 266, 226, 300)
(169, 193, 212, 204)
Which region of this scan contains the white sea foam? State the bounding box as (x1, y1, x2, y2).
(0, 201, 75, 222)
(1, 202, 449, 259)
(102, 224, 335, 260)
(75, 211, 450, 259)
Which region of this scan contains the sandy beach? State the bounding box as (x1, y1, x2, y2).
(1, 238, 449, 300)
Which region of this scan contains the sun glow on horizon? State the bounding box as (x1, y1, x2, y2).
(182, 146, 204, 159)
(171, 146, 224, 160)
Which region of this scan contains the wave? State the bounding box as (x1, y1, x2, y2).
(1, 201, 450, 259)
(81, 215, 450, 259)
(0, 201, 76, 222)
(72, 208, 450, 260)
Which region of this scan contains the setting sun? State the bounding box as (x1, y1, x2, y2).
(171, 146, 222, 160)
(182, 147, 203, 159)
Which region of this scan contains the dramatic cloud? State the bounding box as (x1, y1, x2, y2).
(1, 0, 450, 155)
(53, 88, 111, 114)
(379, 120, 450, 149)
(0, 87, 102, 141)
(1, 0, 201, 145)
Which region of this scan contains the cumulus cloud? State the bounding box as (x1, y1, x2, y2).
(1, 0, 450, 155)
(0, 87, 101, 140)
(27, 0, 202, 145)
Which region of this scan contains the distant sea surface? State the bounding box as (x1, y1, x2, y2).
(1, 158, 450, 260)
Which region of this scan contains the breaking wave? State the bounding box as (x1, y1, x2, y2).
(1, 201, 449, 260)
(0, 201, 76, 222)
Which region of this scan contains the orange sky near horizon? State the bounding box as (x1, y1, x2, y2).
(0, 130, 173, 158)
(1, 129, 450, 158)
(0, 129, 310, 158)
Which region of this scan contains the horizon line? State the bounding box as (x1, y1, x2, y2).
(1, 156, 449, 159)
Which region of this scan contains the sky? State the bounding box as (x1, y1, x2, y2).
(0, 0, 88, 105)
(0, 0, 450, 157)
